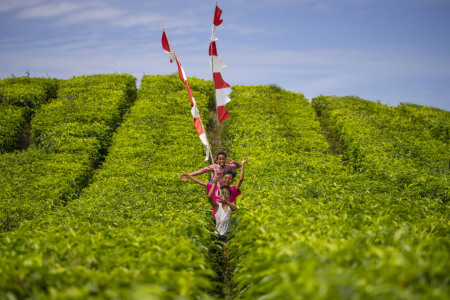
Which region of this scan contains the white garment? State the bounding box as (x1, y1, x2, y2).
(215, 203, 231, 235)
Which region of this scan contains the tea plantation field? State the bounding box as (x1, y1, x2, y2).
(0, 74, 448, 299)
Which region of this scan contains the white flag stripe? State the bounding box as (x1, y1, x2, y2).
(180, 64, 187, 81)
(204, 144, 211, 161)
(211, 25, 218, 41)
(215, 89, 231, 106)
(209, 55, 227, 72)
(191, 104, 199, 119)
(199, 133, 209, 146)
(165, 51, 176, 62)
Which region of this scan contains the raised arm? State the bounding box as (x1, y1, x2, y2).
(188, 165, 214, 176)
(180, 173, 208, 187)
(221, 197, 237, 211)
(226, 157, 242, 168)
(208, 177, 219, 211)
(235, 157, 247, 191)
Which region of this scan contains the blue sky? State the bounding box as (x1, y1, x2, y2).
(1, 0, 449, 111)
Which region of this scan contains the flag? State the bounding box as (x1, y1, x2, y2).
(161, 30, 210, 160)
(210, 3, 230, 123)
(209, 42, 227, 72)
(161, 31, 175, 63)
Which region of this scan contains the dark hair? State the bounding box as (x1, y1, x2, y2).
(220, 185, 232, 197)
(216, 151, 227, 159)
(223, 169, 236, 179)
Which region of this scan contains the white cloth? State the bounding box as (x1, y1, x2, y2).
(215, 89, 231, 106)
(215, 203, 231, 235)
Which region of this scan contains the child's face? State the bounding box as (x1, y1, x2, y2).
(222, 174, 234, 186)
(220, 189, 231, 201)
(217, 154, 226, 167)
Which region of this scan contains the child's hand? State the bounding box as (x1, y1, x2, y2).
(242, 157, 248, 164)
(226, 158, 235, 164)
(180, 174, 190, 181)
(220, 194, 227, 203)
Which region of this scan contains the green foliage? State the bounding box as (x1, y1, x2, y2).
(0, 145, 99, 232)
(0, 74, 137, 232)
(1, 77, 61, 100)
(0, 76, 62, 154)
(396, 102, 450, 144)
(312, 96, 450, 202)
(1, 75, 449, 299)
(0, 75, 218, 299)
(222, 88, 449, 299)
(0, 77, 61, 108)
(0, 105, 27, 153)
(0, 83, 47, 108)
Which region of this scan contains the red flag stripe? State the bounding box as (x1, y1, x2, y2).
(217, 106, 230, 123)
(175, 59, 187, 85)
(161, 31, 171, 53)
(209, 41, 218, 56)
(161, 31, 173, 63)
(213, 72, 230, 89)
(186, 84, 195, 107)
(193, 117, 204, 136)
(161, 29, 210, 154)
(213, 5, 223, 26)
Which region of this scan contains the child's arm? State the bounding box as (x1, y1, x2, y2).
(180, 174, 208, 187)
(235, 157, 247, 191)
(222, 198, 237, 211)
(226, 158, 242, 168)
(208, 177, 220, 211)
(188, 165, 214, 176)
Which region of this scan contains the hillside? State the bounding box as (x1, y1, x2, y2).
(0, 74, 449, 299)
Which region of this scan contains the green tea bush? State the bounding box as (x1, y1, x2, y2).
(32, 73, 137, 155)
(1, 77, 61, 100)
(0, 105, 27, 153)
(0, 75, 219, 299)
(312, 96, 449, 202)
(0, 74, 137, 232)
(222, 87, 449, 299)
(0, 83, 47, 108)
(0, 77, 61, 154)
(396, 102, 450, 144)
(0, 77, 60, 108)
(0, 144, 99, 231)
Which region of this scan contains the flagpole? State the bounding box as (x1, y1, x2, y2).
(211, 2, 222, 151)
(161, 22, 222, 194)
(211, 55, 222, 151)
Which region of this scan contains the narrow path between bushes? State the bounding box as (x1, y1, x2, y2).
(314, 109, 342, 156)
(205, 100, 236, 299)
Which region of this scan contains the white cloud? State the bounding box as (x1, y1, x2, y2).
(116, 14, 162, 28)
(18, 1, 84, 18)
(60, 7, 124, 24)
(0, 0, 42, 13)
(226, 23, 267, 36)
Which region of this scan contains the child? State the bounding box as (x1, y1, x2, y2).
(186, 151, 242, 186)
(181, 157, 247, 217)
(208, 179, 236, 253)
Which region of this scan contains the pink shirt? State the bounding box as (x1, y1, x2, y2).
(206, 183, 241, 217)
(190, 164, 238, 186)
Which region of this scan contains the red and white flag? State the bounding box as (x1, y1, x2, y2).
(161, 31, 176, 63)
(210, 3, 231, 123)
(161, 29, 210, 160)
